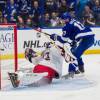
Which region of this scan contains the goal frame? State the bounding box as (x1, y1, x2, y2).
(0, 23, 18, 90)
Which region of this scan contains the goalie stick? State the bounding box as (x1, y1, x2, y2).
(34, 29, 76, 62)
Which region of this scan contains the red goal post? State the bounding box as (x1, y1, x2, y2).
(0, 24, 18, 90)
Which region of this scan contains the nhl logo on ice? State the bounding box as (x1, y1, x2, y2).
(36, 32, 41, 38)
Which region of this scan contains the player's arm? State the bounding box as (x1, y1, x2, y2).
(50, 34, 67, 43)
(25, 46, 52, 64)
(50, 27, 70, 44)
(50, 34, 68, 44)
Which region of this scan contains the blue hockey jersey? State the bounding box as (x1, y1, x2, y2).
(58, 19, 94, 43)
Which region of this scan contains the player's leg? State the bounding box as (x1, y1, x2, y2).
(8, 71, 48, 88)
(71, 45, 84, 73)
(33, 64, 59, 82)
(62, 62, 81, 79)
(77, 57, 84, 73)
(72, 36, 94, 73)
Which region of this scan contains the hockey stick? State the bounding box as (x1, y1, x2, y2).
(34, 29, 65, 51)
(34, 29, 72, 46)
(34, 29, 71, 45)
(34, 29, 76, 62)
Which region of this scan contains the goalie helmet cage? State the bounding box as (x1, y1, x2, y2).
(0, 24, 18, 90)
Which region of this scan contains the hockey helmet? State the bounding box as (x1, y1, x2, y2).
(61, 12, 71, 20)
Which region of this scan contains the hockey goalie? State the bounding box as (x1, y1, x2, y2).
(8, 42, 66, 88)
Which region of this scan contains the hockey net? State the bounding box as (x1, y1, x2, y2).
(0, 24, 17, 90)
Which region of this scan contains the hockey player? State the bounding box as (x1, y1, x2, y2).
(50, 12, 95, 75)
(8, 43, 64, 88)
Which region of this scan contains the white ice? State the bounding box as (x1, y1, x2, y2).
(0, 54, 100, 100)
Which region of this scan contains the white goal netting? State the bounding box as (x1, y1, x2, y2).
(0, 24, 17, 90)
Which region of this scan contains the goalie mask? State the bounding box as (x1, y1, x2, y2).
(25, 48, 37, 63)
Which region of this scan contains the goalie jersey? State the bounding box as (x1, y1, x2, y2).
(31, 46, 64, 77)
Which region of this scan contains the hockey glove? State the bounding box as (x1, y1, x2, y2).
(70, 40, 77, 47)
(50, 34, 58, 41)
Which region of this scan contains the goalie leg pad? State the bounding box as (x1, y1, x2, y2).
(33, 64, 59, 79)
(18, 72, 48, 86)
(8, 72, 19, 88)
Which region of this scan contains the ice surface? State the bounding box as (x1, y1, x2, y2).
(0, 54, 100, 100)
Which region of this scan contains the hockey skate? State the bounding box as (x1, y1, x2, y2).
(62, 69, 85, 80)
(75, 70, 80, 74)
(8, 72, 19, 88)
(62, 63, 81, 79)
(62, 71, 75, 79)
(79, 65, 85, 73)
(62, 68, 82, 80)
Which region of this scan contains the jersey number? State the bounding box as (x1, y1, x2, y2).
(74, 21, 85, 30)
